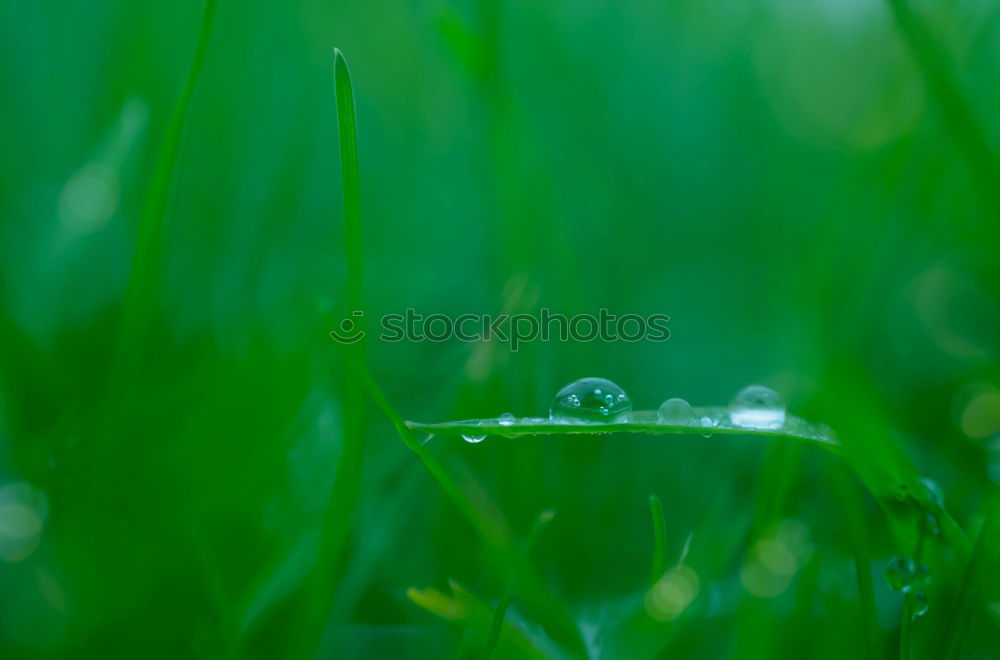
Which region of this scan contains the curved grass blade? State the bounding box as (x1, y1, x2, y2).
(349, 358, 588, 656)
(105, 0, 217, 429)
(407, 409, 841, 453)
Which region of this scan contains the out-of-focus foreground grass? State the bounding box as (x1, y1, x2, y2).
(1, 0, 999, 658)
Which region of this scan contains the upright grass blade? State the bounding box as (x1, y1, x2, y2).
(333, 48, 365, 322)
(320, 46, 367, 574)
(108, 0, 217, 418)
(648, 494, 667, 586)
(293, 48, 369, 656)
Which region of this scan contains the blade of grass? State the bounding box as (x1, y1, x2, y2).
(294, 48, 369, 658)
(107, 0, 217, 423)
(485, 510, 555, 659)
(886, 0, 1000, 223)
(350, 358, 588, 656)
(935, 494, 1000, 659)
(348, 355, 510, 549)
(319, 46, 367, 579)
(407, 410, 841, 453)
(825, 459, 879, 660)
(648, 495, 666, 586)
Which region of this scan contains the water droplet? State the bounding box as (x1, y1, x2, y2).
(729, 385, 786, 430)
(910, 591, 928, 620)
(921, 478, 944, 507)
(921, 513, 941, 536)
(550, 378, 632, 423)
(498, 413, 515, 427)
(462, 433, 486, 444)
(658, 398, 694, 426)
(885, 557, 930, 593)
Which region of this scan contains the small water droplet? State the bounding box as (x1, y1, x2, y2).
(658, 398, 694, 426)
(550, 378, 632, 423)
(886, 557, 931, 593)
(921, 478, 944, 507)
(910, 591, 929, 620)
(729, 385, 786, 430)
(498, 412, 515, 427)
(462, 433, 486, 444)
(921, 513, 941, 537)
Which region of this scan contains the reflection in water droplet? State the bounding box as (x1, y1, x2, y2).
(498, 413, 515, 427)
(462, 433, 486, 444)
(550, 378, 632, 423)
(730, 385, 786, 430)
(658, 398, 694, 426)
(885, 557, 930, 593)
(910, 591, 929, 620)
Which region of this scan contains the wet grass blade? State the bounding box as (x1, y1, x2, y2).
(408, 409, 841, 453)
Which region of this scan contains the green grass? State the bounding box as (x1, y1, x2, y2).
(2, 1, 1000, 659)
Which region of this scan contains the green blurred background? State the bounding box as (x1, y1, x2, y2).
(2, 0, 999, 657)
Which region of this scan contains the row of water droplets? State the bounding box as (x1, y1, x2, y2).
(462, 378, 787, 443)
(882, 478, 945, 621)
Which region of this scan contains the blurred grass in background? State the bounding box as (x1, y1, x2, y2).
(1, 0, 999, 657)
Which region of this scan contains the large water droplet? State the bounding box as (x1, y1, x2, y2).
(729, 385, 786, 430)
(498, 413, 515, 427)
(550, 378, 632, 423)
(885, 557, 930, 593)
(462, 433, 486, 444)
(658, 398, 694, 426)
